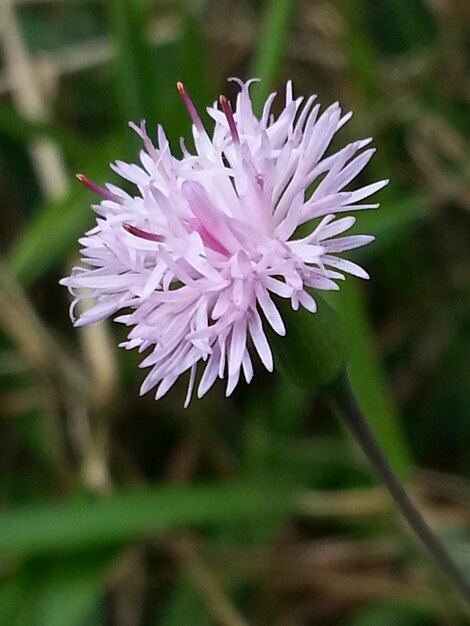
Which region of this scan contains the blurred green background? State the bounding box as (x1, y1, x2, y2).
(1, 0, 470, 624)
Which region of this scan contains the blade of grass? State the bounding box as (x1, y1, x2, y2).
(34, 552, 113, 626)
(328, 0, 414, 479)
(107, 0, 157, 127)
(8, 187, 92, 283)
(371, 0, 435, 54)
(343, 195, 423, 479)
(325, 282, 412, 480)
(0, 101, 90, 163)
(341, 0, 380, 103)
(146, 4, 213, 150)
(351, 194, 426, 256)
(0, 551, 113, 626)
(7, 142, 117, 285)
(7, 6, 212, 286)
(161, 581, 212, 626)
(0, 484, 294, 557)
(249, 0, 297, 114)
(344, 600, 441, 626)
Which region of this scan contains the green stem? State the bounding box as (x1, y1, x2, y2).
(328, 374, 470, 608)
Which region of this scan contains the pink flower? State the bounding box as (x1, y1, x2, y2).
(61, 79, 387, 406)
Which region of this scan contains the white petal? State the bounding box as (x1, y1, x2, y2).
(263, 276, 292, 298)
(242, 351, 254, 383)
(334, 149, 376, 191)
(317, 216, 356, 240)
(322, 255, 370, 279)
(324, 234, 375, 253)
(225, 367, 241, 397)
(348, 179, 389, 204)
(155, 373, 179, 400)
(248, 309, 274, 371)
(255, 283, 286, 336)
(298, 290, 317, 312)
(228, 317, 247, 383)
(198, 348, 221, 397)
(184, 365, 197, 408)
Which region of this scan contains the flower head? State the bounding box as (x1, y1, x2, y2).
(61, 79, 387, 405)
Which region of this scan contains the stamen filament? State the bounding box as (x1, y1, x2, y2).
(219, 95, 240, 144)
(76, 173, 118, 201)
(177, 82, 204, 131)
(123, 223, 163, 242)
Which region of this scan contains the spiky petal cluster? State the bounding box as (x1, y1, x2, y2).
(61, 79, 387, 405)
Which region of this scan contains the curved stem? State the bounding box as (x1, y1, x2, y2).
(327, 374, 470, 608)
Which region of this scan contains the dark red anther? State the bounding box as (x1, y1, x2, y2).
(76, 173, 118, 201)
(177, 82, 204, 131)
(219, 95, 240, 144)
(123, 223, 163, 242)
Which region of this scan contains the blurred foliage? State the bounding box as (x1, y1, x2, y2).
(1, 0, 470, 624)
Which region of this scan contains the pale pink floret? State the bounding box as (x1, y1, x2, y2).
(61, 79, 388, 405)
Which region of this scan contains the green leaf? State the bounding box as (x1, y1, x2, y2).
(0, 484, 293, 557)
(0, 550, 113, 626)
(176, 5, 212, 106)
(107, 0, 158, 126)
(145, 3, 213, 151)
(34, 552, 111, 626)
(8, 187, 91, 285)
(353, 194, 426, 257)
(7, 143, 117, 286)
(341, 0, 380, 103)
(270, 294, 348, 389)
(249, 0, 297, 114)
(242, 377, 311, 487)
(0, 101, 89, 163)
(160, 580, 212, 626)
(0, 573, 25, 626)
(344, 600, 439, 626)
(369, 0, 436, 54)
(325, 282, 412, 480)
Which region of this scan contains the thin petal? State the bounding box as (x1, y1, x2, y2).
(248, 309, 274, 371)
(198, 348, 221, 398)
(324, 234, 375, 253)
(184, 365, 197, 408)
(255, 283, 286, 336)
(228, 317, 247, 384)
